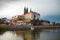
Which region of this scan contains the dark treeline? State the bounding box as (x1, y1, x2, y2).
(0, 18, 7, 24)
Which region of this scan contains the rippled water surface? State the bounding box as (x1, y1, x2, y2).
(0, 29, 60, 40)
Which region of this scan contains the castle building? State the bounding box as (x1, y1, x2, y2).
(24, 7, 40, 20)
(12, 7, 40, 25)
(30, 9, 40, 20)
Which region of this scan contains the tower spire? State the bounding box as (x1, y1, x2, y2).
(24, 7, 28, 14)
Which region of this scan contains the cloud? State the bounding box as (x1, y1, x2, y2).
(0, 0, 27, 17)
(0, 0, 60, 18)
(0, 0, 28, 9)
(0, 0, 19, 1)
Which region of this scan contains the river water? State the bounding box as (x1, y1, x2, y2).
(0, 29, 60, 40)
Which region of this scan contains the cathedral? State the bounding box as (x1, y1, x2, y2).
(12, 7, 40, 25)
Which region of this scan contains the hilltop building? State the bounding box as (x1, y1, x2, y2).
(12, 7, 40, 25)
(30, 9, 40, 20)
(12, 7, 55, 26)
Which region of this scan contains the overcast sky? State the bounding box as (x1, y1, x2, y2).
(0, 0, 60, 18)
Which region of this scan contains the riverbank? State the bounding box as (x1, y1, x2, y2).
(0, 24, 60, 31)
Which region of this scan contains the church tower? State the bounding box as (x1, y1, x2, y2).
(24, 7, 28, 14)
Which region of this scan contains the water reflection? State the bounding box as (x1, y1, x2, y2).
(40, 32, 60, 40)
(32, 29, 60, 40)
(32, 31, 40, 40)
(0, 29, 60, 40)
(0, 31, 24, 40)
